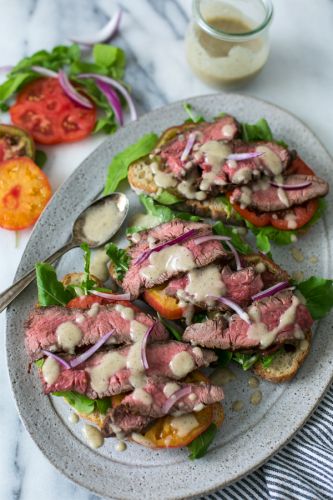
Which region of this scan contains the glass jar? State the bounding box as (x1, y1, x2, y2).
(185, 0, 273, 87)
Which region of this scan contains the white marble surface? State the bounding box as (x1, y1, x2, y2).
(0, 1, 332, 499)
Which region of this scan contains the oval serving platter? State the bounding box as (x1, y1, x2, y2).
(6, 94, 333, 500)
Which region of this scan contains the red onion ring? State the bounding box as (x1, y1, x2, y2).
(58, 70, 93, 109)
(162, 386, 192, 414)
(70, 9, 122, 45)
(78, 73, 137, 121)
(208, 296, 251, 324)
(141, 323, 156, 370)
(133, 228, 200, 266)
(251, 281, 290, 301)
(31, 65, 57, 78)
(227, 152, 264, 161)
(90, 290, 131, 301)
(270, 180, 312, 191)
(96, 80, 123, 126)
(180, 133, 196, 162)
(224, 240, 242, 271)
(69, 330, 114, 368)
(193, 235, 231, 245)
(42, 350, 71, 369)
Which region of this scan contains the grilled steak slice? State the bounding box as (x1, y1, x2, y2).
(159, 116, 240, 179)
(40, 342, 218, 398)
(183, 291, 313, 350)
(165, 264, 263, 309)
(123, 220, 229, 298)
(25, 302, 168, 361)
(102, 410, 152, 437)
(230, 175, 329, 212)
(102, 378, 224, 435)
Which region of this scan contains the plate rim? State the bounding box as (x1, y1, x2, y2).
(6, 92, 333, 500)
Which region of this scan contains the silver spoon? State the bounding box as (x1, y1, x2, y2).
(0, 192, 129, 313)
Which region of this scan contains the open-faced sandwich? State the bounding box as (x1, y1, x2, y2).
(120, 108, 329, 252)
(108, 218, 333, 383)
(26, 254, 224, 457)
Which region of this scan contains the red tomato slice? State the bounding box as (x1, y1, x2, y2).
(10, 78, 96, 145)
(229, 156, 319, 230)
(66, 295, 107, 309)
(0, 157, 52, 230)
(144, 285, 184, 320)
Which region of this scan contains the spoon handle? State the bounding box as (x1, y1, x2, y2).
(0, 240, 77, 314)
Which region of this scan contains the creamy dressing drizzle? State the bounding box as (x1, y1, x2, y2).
(255, 262, 266, 274)
(42, 357, 60, 385)
(277, 187, 290, 208)
(82, 424, 104, 449)
(232, 167, 252, 185)
(151, 161, 177, 188)
(90, 248, 110, 282)
(68, 412, 79, 424)
(82, 200, 123, 243)
(169, 351, 195, 378)
(115, 441, 127, 452)
(132, 388, 153, 405)
(115, 304, 135, 321)
(211, 367, 236, 386)
(256, 146, 282, 175)
(140, 244, 196, 282)
(87, 302, 100, 318)
(88, 352, 126, 393)
(250, 390, 262, 406)
(163, 382, 180, 398)
(56, 321, 82, 353)
(199, 140, 231, 190)
(247, 295, 301, 349)
(179, 264, 226, 303)
(239, 186, 252, 207)
(170, 414, 198, 437)
(285, 212, 297, 229)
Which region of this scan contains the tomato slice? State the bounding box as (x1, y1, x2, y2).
(0, 124, 35, 161)
(0, 157, 51, 230)
(228, 156, 320, 231)
(67, 295, 107, 309)
(10, 77, 96, 145)
(144, 285, 184, 320)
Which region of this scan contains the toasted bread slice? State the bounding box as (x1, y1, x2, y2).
(252, 331, 312, 383)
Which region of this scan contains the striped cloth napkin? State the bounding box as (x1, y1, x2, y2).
(205, 384, 333, 500)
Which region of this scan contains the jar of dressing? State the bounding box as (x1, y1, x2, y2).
(185, 0, 273, 87)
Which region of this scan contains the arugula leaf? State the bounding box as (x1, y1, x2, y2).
(192, 312, 208, 323)
(103, 133, 158, 194)
(10, 44, 81, 74)
(216, 350, 232, 368)
(297, 277, 333, 320)
(157, 313, 183, 340)
(154, 190, 182, 205)
(183, 103, 205, 123)
(34, 359, 45, 368)
(232, 352, 260, 371)
(92, 44, 126, 80)
(261, 351, 281, 368)
(35, 262, 75, 306)
(213, 220, 252, 255)
(105, 243, 130, 281)
(0, 73, 37, 102)
(80, 243, 95, 294)
(52, 391, 111, 415)
(215, 195, 242, 221)
(35, 150, 47, 169)
(241, 118, 273, 142)
(188, 423, 217, 460)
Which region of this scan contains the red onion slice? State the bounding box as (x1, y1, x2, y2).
(224, 240, 242, 271)
(31, 65, 57, 78)
(70, 9, 122, 45)
(133, 228, 199, 266)
(208, 296, 251, 324)
(180, 133, 196, 162)
(69, 330, 114, 368)
(141, 323, 156, 370)
(78, 73, 137, 121)
(42, 350, 71, 369)
(58, 70, 93, 109)
(270, 180, 312, 191)
(227, 152, 264, 161)
(193, 235, 231, 245)
(162, 386, 193, 414)
(96, 80, 123, 126)
(251, 281, 290, 301)
(90, 290, 131, 301)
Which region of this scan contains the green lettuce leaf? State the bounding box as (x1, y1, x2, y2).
(232, 352, 260, 371)
(183, 102, 205, 123)
(157, 314, 183, 341)
(213, 220, 252, 255)
(35, 262, 75, 306)
(297, 276, 333, 320)
(80, 243, 96, 294)
(92, 44, 126, 79)
(105, 243, 130, 281)
(216, 350, 232, 368)
(154, 190, 182, 205)
(103, 133, 158, 194)
(187, 423, 218, 460)
(241, 118, 273, 142)
(52, 391, 111, 415)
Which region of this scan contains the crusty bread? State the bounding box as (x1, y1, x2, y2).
(252, 331, 312, 383)
(61, 272, 103, 288)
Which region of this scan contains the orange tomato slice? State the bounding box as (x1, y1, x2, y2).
(0, 157, 52, 230)
(144, 285, 184, 320)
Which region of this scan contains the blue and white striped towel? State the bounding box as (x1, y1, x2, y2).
(204, 384, 333, 500)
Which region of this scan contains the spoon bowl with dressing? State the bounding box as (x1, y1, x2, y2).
(0, 192, 129, 313)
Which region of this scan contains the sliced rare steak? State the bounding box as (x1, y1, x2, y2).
(102, 410, 152, 437)
(122, 220, 229, 298)
(165, 263, 263, 309)
(103, 378, 224, 435)
(25, 302, 168, 361)
(40, 341, 217, 398)
(230, 174, 329, 212)
(159, 116, 240, 179)
(183, 291, 313, 350)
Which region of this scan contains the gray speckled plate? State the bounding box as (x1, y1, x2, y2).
(6, 94, 333, 500)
